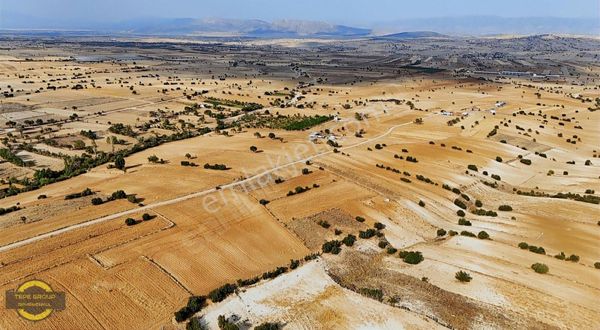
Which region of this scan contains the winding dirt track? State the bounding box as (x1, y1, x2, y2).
(0, 116, 426, 253)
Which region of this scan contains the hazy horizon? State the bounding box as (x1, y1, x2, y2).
(0, 0, 598, 36)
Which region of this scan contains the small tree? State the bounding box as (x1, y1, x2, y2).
(114, 154, 126, 170)
(531, 263, 549, 274)
(455, 270, 472, 282)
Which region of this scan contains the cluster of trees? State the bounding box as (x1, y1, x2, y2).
(204, 163, 229, 170)
(65, 187, 94, 200)
(518, 242, 546, 255)
(108, 123, 136, 137)
(0, 148, 26, 167)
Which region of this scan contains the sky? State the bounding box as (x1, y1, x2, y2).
(2, 0, 599, 27)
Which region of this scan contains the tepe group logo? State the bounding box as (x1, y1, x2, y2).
(5, 279, 66, 321)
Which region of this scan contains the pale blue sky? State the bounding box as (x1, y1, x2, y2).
(2, 0, 599, 26)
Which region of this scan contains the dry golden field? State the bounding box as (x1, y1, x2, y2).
(0, 36, 598, 329)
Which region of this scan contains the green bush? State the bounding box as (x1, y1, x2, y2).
(498, 205, 513, 211)
(387, 247, 398, 254)
(458, 218, 472, 226)
(567, 254, 580, 262)
(554, 252, 565, 260)
(125, 218, 137, 226)
(528, 245, 545, 254)
(174, 307, 193, 323)
(142, 213, 153, 221)
(477, 231, 490, 239)
(436, 228, 447, 237)
(594, 262, 600, 269)
(91, 197, 103, 205)
(217, 315, 239, 330)
(186, 318, 205, 330)
(374, 222, 386, 230)
(208, 283, 237, 303)
(378, 241, 388, 249)
(401, 251, 424, 265)
(531, 263, 549, 274)
(460, 231, 476, 237)
(322, 240, 342, 254)
(518, 242, 529, 249)
(254, 322, 280, 330)
(455, 270, 472, 282)
(495, 156, 503, 162)
(457, 210, 465, 217)
(454, 199, 467, 209)
(359, 229, 377, 239)
(355, 216, 365, 222)
(475, 200, 483, 207)
(418, 200, 426, 207)
(448, 230, 458, 236)
(467, 164, 478, 172)
(342, 234, 356, 247)
(520, 158, 532, 165)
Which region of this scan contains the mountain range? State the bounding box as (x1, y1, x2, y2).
(0, 15, 597, 37)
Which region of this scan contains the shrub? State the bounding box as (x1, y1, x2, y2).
(520, 159, 532, 165)
(355, 216, 365, 223)
(496, 156, 503, 162)
(528, 246, 545, 254)
(491, 174, 501, 181)
(594, 262, 600, 269)
(186, 318, 205, 330)
(127, 195, 138, 203)
(454, 199, 467, 209)
(387, 247, 398, 254)
(401, 251, 424, 265)
(457, 210, 465, 217)
(322, 240, 342, 254)
(174, 307, 193, 323)
(217, 315, 239, 330)
(437, 228, 447, 237)
(467, 164, 478, 172)
(566, 254, 580, 262)
(125, 218, 137, 226)
(460, 231, 476, 237)
(186, 296, 206, 313)
(554, 252, 565, 260)
(254, 322, 280, 330)
(531, 263, 549, 274)
(374, 222, 386, 230)
(289, 259, 300, 270)
(317, 220, 330, 228)
(334, 229, 342, 235)
(378, 241, 388, 249)
(142, 213, 153, 221)
(259, 199, 270, 205)
(458, 218, 472, 226)
(342, 234, 356, 247)
(455, 270, 472, 282)
(209, 283, 237, 303)
(477, 231, 490, 239)
(418, 200, 426, 207)
(475, 200, 483, 207)
(448, 230, 458, 236)
(518, 242, 529, 249)
(359, 229, 377, 239)
(91, 197, 103, 205)
(498, 205, 513, 211)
